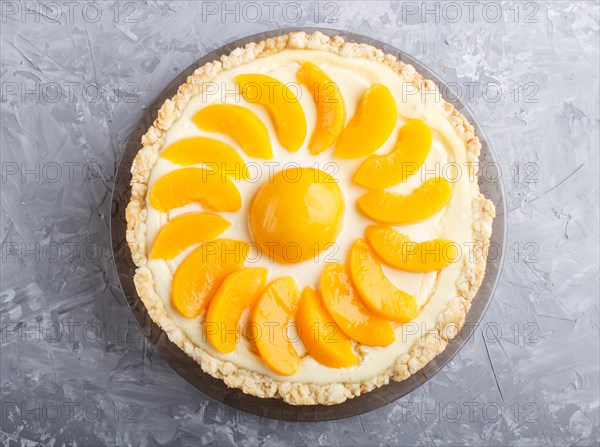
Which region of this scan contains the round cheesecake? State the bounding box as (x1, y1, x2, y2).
(126, 31, 495, 405)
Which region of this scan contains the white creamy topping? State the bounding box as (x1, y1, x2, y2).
(144, 50, 475, 383)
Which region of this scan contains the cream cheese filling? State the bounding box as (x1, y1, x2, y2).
(144, 50, 475, 384)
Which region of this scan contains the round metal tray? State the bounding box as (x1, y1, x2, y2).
(110, 28, 506, 422)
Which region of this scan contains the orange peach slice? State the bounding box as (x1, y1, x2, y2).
(171, 239, 249, 318)
(296, 62, 346, 154)
(193, 104, 272, 159)
(150, 213, 230, 260)
(296, 286, 358, 368)
(354, 119, 432, 188)
(320, 263, 395, 346)
(249, 276, 301, 375)
(335, 84, 397, 159)
(149, 167, 242, 212)
(160, 137, 249, 180)
(357, 177, 451, 225)
(205, 267, 268, 353)
(236, 74, 307, 152)
(365, 225, 458, 272)
(349, 239, 418, 322)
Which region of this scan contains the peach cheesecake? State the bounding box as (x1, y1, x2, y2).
(126, 31, 495, 405)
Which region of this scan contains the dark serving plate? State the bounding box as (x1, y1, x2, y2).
(110, 28, 506, 421)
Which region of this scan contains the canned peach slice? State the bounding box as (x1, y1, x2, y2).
(249, 276, 301, 376)
(205, 268, 268, 353)
(171, 239, 249, 318)
(349, 239, 418, 323)
(320, 263, 395, 346)
(296, 62, 346, 155)
(335, 84, 397, 159)
(357, 177, 451, 225)
(354, 119, 432, 188)
(236, 74, 307, 152)
(296, 286, 358, 368)
(193, 104, 272, 159)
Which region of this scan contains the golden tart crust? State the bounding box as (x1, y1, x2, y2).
(125, 31, 495, 405)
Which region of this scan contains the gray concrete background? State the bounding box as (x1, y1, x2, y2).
(1, 1, 598, 446)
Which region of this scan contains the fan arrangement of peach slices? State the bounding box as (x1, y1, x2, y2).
(148, 62, 458, 375)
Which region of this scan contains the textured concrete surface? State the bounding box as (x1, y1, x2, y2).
(1, 1, 599, 446)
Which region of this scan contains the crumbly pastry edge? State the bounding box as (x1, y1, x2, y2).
(125, 31, 496, 406)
